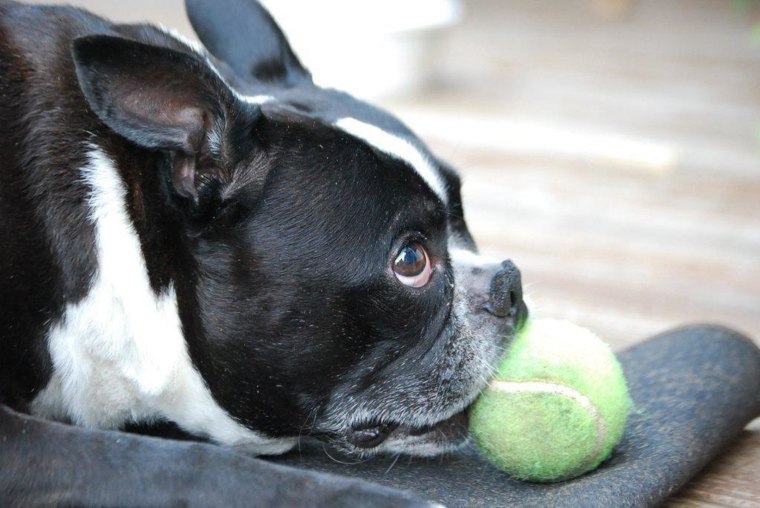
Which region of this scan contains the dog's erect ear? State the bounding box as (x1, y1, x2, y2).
(72, 34, 225, 154)
(72, 35, 239, 201)
(185, 0, 311, 87)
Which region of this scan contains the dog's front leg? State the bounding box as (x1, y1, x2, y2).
(0, 405, 429, 507)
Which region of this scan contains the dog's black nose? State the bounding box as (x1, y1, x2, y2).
(484, 260, 527, 325)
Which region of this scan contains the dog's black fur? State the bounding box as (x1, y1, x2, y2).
(0, 0, 525, 503)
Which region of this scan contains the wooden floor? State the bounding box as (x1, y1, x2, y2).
(21, 0, 760, 504)
(382, 1, 760, 504)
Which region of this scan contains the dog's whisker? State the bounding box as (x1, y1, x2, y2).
(321, 443, 370, 465)
(384, 452, 402, 474)
(296, 408, 319, 455)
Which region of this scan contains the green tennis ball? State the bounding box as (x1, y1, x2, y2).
(470, 318, 631, 483)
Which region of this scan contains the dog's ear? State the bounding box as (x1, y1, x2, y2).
(72, 35, 244, 203)
(72, 35, 225, 153)
(185, 0, 311, 87)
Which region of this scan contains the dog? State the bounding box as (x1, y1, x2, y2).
(0, 0, 526, 503)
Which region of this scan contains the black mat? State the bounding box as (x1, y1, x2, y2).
(273, 325, 760, 507)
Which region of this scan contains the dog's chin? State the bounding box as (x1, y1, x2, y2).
(377, 410, 471, 457)
(324, 409, 470, 458)
(314, 303, 526, 458)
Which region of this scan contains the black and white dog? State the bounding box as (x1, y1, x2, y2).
(0, 0, 525, 502)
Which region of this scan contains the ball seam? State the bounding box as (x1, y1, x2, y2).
(488, 380, 607, 479)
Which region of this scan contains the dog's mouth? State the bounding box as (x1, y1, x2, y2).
(346, 409, 469, 450)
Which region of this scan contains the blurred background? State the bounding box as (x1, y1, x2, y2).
(18, 0, 760, 503)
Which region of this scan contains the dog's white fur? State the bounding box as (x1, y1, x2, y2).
(334, 117, 448, 203)
(31, 148, 295, 455)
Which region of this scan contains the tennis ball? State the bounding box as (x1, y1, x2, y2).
(470, 318, 631, 482)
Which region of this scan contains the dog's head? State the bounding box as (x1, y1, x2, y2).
(71, 0, 526, 457)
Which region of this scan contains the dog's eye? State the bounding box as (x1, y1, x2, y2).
(393, 242, 432, 288)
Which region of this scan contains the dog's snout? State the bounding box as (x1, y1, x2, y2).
(484, 260, 526, 324)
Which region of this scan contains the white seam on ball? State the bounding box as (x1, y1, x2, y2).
(489, 380, 607, 476)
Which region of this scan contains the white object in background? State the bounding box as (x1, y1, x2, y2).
(259, 0, 463, 100)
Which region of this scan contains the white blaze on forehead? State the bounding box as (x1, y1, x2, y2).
(239, 94, 274, 105)
(157, 29, 449, 203)
(334, 117, 448, 203)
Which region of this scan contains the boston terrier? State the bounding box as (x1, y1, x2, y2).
(0, 0, 526, 503)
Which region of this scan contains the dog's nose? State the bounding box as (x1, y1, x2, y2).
(484, 260, 527, 324)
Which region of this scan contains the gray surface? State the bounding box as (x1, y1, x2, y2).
(272, 325, 760, 507)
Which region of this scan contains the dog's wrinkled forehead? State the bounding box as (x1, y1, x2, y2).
(245, 86, 449, 204)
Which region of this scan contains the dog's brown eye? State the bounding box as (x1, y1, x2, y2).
(393, 242, 432, 288)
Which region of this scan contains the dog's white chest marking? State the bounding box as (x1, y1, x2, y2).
(31, 148, 294, 455)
